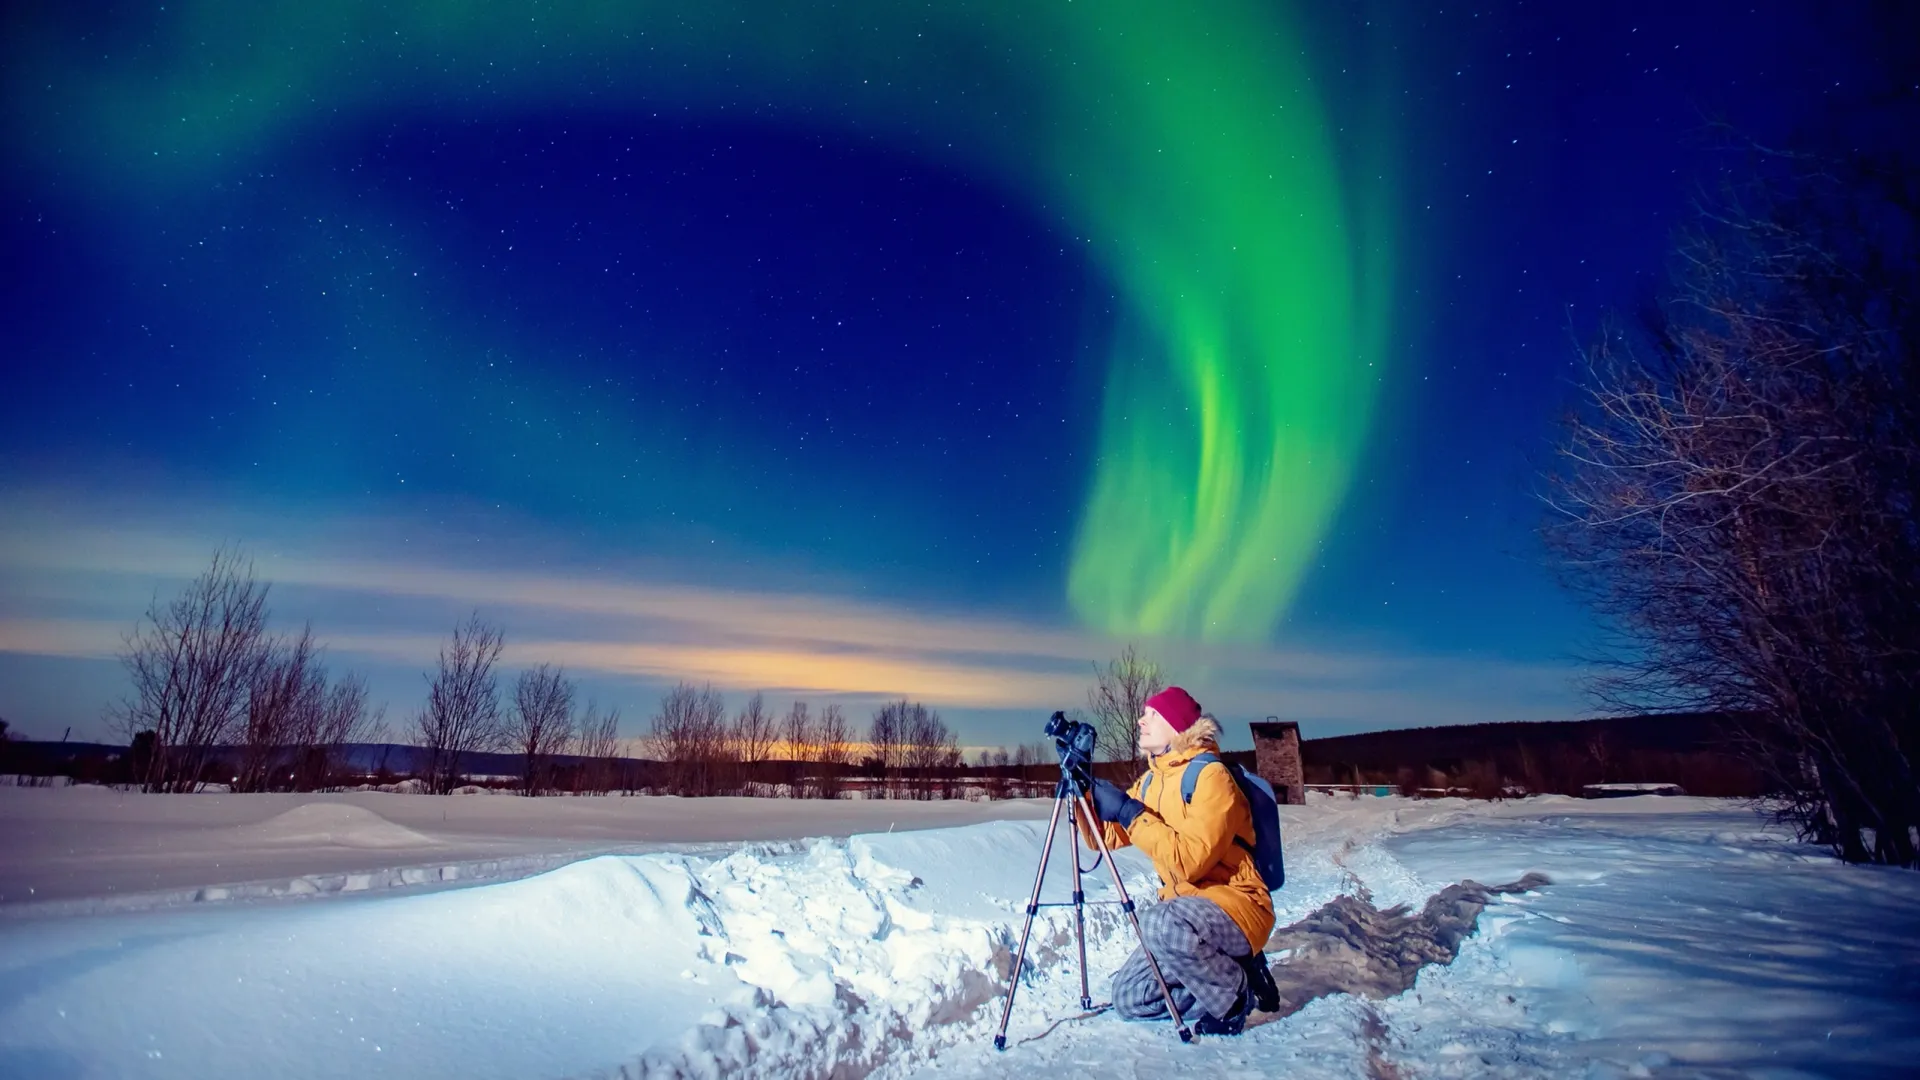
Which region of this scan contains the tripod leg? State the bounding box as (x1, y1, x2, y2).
(993, 790, 1069, 1051)
(1076, 793, 1193, 1043)
(1069, 806, 1092, 1011)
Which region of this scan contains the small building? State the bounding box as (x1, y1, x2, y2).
(1248, 719, 1305, 805)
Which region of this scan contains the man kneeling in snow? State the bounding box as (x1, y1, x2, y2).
(1084, 687, 1279, 1035)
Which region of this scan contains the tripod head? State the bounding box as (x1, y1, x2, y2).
(1044, 710, 1098, 796)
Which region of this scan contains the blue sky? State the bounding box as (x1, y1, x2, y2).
(1, 0, 1907, 749)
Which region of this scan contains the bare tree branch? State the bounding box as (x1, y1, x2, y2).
(730, 693, 779, 794)
(1543, 148, 1920, 865)
(412, 614, 506, 795)
(110, 549, 272, 793)
(508, 663, 576, 796)
(1086, 644, 1165, 765)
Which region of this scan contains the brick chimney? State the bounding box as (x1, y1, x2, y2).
(1248, 719, 1304, 805)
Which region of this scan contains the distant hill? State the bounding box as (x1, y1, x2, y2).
(333, 743, 659, 776)
(0, 740, 126, 771)
(1297, 713, 1763, 797)
(1302, 713, 1734, 768)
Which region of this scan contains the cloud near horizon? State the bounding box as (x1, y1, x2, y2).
(0, 489, 1589, 739)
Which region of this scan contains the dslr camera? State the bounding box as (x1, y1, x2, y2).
(1044, 710, 1098, 790)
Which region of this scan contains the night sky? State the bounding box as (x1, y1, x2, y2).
(2, 1, 1912, 748)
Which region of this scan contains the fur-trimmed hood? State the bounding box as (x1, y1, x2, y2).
(1160, 714, 1222, 757)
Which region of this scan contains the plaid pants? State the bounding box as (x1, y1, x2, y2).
(1111, 895, 1250, 1022)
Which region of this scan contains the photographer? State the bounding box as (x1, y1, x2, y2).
(1083, 687, 1278, 1035)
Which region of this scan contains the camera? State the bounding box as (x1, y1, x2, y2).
(1045, 710, 1098, 773)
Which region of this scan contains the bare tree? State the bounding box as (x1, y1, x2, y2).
(1087, 645, 1164, 765)
(867, 703, 898, 799)
(646, 683, 698, 794)
(233, 625, 331, 793)
(648, 683, 730, 796)
(899, 703, 957, 800)
(1011, 740, 1053, 798)
(781, 700, 814, 798)
(901, 704, 934, 800)
(229, 625, 386, 793)
(297, 671, 384, 790)
(869, 700, 923, 799)
(1544, 148, 1920, 865)
(110, 549, 272, 792)
(282, 657, 332, 792)
(730, 693, 779, 794)
(976, 746, 1011, 800)
(937, 733, 965, 800)
(815, 704, 849, 800)
(574, 701, 622, 795)
(412, 614, 506, 794)
(508, 663, 576, 796)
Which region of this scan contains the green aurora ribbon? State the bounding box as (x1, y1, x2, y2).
(4, 0, 1392, 642)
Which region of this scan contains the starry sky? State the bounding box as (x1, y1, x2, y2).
(1, 1, 1912, 749)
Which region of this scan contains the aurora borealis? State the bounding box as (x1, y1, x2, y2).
(2, 1, 1909, 744)
(6, 0, 1387, 642)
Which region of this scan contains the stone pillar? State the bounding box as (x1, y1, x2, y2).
(1248, 719, 1304, 805)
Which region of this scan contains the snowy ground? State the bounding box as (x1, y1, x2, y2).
(0, 787, 1051, 910)
(1, 791, 1915, 1079)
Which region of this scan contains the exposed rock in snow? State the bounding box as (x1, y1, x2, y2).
(1265, 873, 1553, 1018)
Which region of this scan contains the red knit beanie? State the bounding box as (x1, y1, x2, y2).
(1145, 686, 1203, 733)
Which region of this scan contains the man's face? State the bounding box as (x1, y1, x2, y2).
(1136, 706, 1179, 756)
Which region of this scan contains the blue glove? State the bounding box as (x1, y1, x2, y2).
(1091, 777, 1146, 827)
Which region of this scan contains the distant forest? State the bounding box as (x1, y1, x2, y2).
(1296, 713, 1762, 798)
(2, 711, 1762, 800)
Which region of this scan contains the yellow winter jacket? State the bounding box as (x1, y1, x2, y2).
(1086, 724, 1275, 953)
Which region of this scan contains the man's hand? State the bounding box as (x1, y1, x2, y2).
(1091, 777, 1146, 827)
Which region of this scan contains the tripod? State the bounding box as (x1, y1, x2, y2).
(992, 766, 1192, 1049)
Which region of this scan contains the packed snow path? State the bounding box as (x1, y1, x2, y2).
(1, 794, 1916, 1078)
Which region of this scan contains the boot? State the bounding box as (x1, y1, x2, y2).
(1237, 951, 1280, 1014)
(1192, 988, 1248, 1036)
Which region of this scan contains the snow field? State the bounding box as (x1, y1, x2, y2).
(0, 816, 1157, 1080)
(1376, 802, 1920, 1078)
(0, 785, 1053, 909)
(2, 794, 1917, 1078)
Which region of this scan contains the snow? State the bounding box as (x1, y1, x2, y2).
(1582, 782, 1687, 797)
(1375, 796, 1920, 1077)
(0, 786, 1052, 910)
(1, 790, 1916, 1078)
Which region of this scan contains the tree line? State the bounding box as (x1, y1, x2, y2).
(104, 550, 1172, 798)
